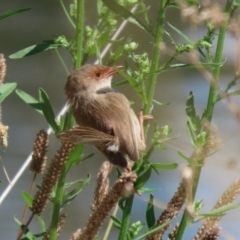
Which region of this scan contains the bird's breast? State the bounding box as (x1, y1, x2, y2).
(72, 96, 111, 134)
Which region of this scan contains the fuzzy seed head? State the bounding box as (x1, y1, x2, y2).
(31, 142, 74, 215)
(30, 130, 49, 174)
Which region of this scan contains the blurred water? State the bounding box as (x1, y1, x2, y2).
(0, 1, 240, 239)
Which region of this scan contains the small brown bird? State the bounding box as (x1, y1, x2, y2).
(60, 64, 146, 169)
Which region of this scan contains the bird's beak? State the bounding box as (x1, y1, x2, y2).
(105, 65, 123, 78)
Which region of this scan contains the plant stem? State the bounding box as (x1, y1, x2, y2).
(55, 49, 70, 75)
(74, 0, 85, 68)
(118, 195, 134, 240)
(205, 1, 233, 121)
(60, 0, 76, 29)
(49, 168, 66, 240)
(143, 0, 167, 115)
(117, 2, 167, 238)
(176, 1, 233, 239)
(17, 173, 37, 238)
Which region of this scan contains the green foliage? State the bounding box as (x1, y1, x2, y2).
(0, 8, 30, 21)
(101, 0, 153, 36)
(39, 88, 60, 134)
(21, 192, 33, 208)
(9, 37, 69, 59)
(14, 217, 45, 240)
(62, 174, 90, 208)
(127, 221, 145, 239)
(15, 89, 43, 114)
(146, 194, 155, 228)
(111, 215, 122, 229)
(0, 83, 17, 103)
(134, 164, 151, 190)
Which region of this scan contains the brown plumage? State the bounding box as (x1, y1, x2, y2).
(61, 64, 145, 168)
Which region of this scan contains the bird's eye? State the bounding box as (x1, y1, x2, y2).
(95, 72, 101, 78)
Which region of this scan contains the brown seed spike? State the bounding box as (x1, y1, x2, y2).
(31, 142, 74, 215)
(193, 179, 240, 240)
(92, 161, 112, 212)
(30, 130, 49, 174)
(146, 178, 187, 240)
(79, 171, 137, 240)
(0, 55, 8, 148)
(70, 229, 82, 240)
(169, 224, 179, 240)
(0, 54, 6, 85)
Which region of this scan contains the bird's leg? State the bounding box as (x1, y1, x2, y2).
(137, 111, 153, 143)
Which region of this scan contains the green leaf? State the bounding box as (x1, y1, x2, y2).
(14, 216, 37, 240)
(152, 62, 224, 75)
(21, 192, 33, 207)
(112, 79, 128, 87)
(135, 165, 152, 190)
(93, 237, 100, 240)
(153, 99, 169, 106)
(15, 89, 43, 114)
(115, 67, 137, 85)
(132, 158, 144, 172)
(62, 175, 91, 208)
(39, 88, 59, 134)
(81, 153, 94, 162)
(0, 83, 17, 103)
(186, 92, 196, 117)
(166, 3, 179, 9)
(128, 221, 145, 238)
(101, 0, 153, 37)
(36, 215, 46, 232)
(59, 115, 65, 132)
(110, 216, 122, 229)
(178, 151, 196, 166)
(9, 39, 68, 59)
(163, 62, 223, 72)
(118, 198, 126, 210)
(21, 232, 46, 240)
(62, 109, 75, 131)
(97, 0, 103, 15)
(164, 30, 175, 43)
(138, 187, 159, 194)
(195, 131, 207, 147)
(185, 0, 200, 6)
(65, 144, 84, 173)
(168, 22, 193, 44)
(198, 202, 240, 219)
(114, 67, 144, 99)
(186, 120, 197, 147)
(185, 91, 201, 134)
(146, 194, 155, 228)
(234, 0, 240, 7)
(135, 218, 172, 240)
(215, 89, 240, 102)
(151, 162, 178, 170)
(110, 44, 124, 62)
(0, 8, 30, 21)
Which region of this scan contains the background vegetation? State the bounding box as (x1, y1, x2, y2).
(0, 0, 240, 239)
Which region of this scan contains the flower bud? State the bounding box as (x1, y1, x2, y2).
(85, 26, 92, 37)
(107, 19, 117, 26)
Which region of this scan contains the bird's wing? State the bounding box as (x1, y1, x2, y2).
(58, 126, 116, 145)
(93, 92, 141, 161)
